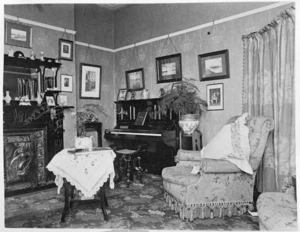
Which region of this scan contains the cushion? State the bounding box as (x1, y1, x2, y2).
(200, 113, 253, 174)
(162, 166, 200, 186)
(257, 192, 297, 230)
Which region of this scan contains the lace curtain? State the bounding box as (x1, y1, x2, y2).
(242, 7, 295, 192)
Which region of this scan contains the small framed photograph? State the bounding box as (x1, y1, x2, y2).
(61, 74, 72, 92)
(126, 68, 145, 91)
(172, 82, 183, 91)
(59, 39, 73, 61)
(59, 95, 68, 106)
(117, 89, 127, 101)
(46, 96, 56, 106)
(207, 83, 224, 111)
(126, 91, 135, 101)
(80, 63, 102, 99)
(156, 53, 182, 84)
(5, 21, 32, 48)
(198, 49, 230, 81)
(134, 90, 143, 100)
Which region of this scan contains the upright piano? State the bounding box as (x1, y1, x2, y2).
(104, 98, 179, 174)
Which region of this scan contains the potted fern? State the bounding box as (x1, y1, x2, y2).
(74, 103, 110, 151)
(159, 78, 207, 135)
(75, 103, 110, 137)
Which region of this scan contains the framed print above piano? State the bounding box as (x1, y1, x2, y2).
(126, 68, 145, 91)
(156, 53, 182, 84)
(198, 49, 230, 81)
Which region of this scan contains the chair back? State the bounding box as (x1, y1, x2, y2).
(247, 116, 274, 171)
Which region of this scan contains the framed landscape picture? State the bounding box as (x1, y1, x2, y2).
(126, 68, 145, 91)
(5, 21, 32, 48)
(207, 83, 224, 111)
(198, 49, 230, 81)
(59, 39, 73, 61)
(156, 53, 182, 84)
(80, 63, 102, 99)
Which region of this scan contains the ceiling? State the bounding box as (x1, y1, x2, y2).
(98, 4, 130, 11)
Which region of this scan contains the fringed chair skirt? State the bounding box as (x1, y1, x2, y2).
(164, 191, 253, 221)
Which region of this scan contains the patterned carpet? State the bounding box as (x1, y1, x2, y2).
(5, 174, 259, 230)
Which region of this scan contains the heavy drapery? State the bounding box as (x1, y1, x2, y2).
(242, 7, 295, 192)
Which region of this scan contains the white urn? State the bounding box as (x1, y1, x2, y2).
(178, 114, 200, 135)
(4, 91, 12, 105)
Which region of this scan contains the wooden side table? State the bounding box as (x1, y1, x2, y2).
(46, 148, 116, 223)
(179, 130, 202, 151)
(61, 178, 108, 222)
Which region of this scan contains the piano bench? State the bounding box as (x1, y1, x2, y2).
(110, 143, 147, 188)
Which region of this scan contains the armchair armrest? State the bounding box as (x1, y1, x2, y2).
(199, 158, 243, 173)
(175, 149, 202, 162)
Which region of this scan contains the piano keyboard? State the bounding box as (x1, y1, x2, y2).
(110, 131, 162, 137)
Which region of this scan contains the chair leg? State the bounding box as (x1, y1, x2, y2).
(118, 155, 126, 182)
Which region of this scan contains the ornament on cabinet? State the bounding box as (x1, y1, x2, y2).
(30, 51, 35, 60)
(8, 47, 14, 57)
(40, 51, 44, 61)
(4, 91, 12, 105)
(36, 92, 43, 105)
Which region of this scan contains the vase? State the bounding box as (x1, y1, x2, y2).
(36, 92, 43, 105)
(178, 114, 200, 135)
(141, 89, 149, 99)
(4, 91, 12, 105)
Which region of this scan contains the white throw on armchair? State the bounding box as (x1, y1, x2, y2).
(162, 115, 274, 221)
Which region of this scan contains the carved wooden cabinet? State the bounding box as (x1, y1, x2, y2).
(3, 54, 72, 196)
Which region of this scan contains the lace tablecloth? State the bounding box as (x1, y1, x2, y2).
(46, 148, 116, 198)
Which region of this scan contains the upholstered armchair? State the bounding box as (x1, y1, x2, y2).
(162, 116, 274, 221)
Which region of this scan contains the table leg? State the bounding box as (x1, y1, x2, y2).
(99, 186, 108, 221)
(126, 154, 131, 188)
(61, 179, 75, 223)
(118, 155, 125, 182)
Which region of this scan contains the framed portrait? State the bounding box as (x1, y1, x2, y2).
(126, 91, 136, 101)
(156, 53, 182, 84)
(59, 39, 73, 61)
(207, 83, 224, 111)
(60, 74, 72, 92)
(80, 63, 102, 99)
(126, 68, 145, 91)
(46, 96, 56, 106)
(198, 49, 230, 81)
(117, 89, 127, 101)
(5, 21, 32, 48)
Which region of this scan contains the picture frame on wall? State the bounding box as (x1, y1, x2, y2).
(58, 95, 68, 106)
(198, 49, 230, 81)
(80, 63, 102, 99)
(207, 83, 224, 111)
(46, 96, 56, 106)
(60, 74, 72, 92)
(156, 53, 182, 84)
(117, 89, 127, 101)
(59, 39, 73, 61)
(5, 21, 32, 48)
(126, 68, 145, 91)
